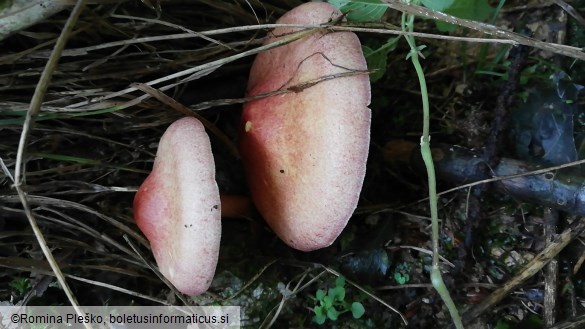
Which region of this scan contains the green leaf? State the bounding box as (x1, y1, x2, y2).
(420, 0, 455, 11)
(449, 0, 493, 21)
(329, 286, 345, 301)
(323, 295, 333, 309)
(337, 287, 346, 301)
(423, 0, 494, 32)
(0, 0, 14, 12)
(313, 305, 328, 324)
(9, 277, 31, 295)
(351, 302, 365, 319)
(524, 314, 544, 327)
(328, 0, 387, 22)
(495, 319, 511, 329)
(313, 309, 327, 325)
(362, 36, 398, 83)
(328, 0, 351, 8)
(335, 276, 345, 288)
(316, 289, 325, 301)
(327, 307, 340, 321)
(344, 0, 387, 22)
(328, 287, 336, 299)
(313, 305, 325, 317)
(394, 272, 410, 285)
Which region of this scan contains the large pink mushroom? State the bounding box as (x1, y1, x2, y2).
(134, 117, 221, 296)
(239, 3, 371, 251)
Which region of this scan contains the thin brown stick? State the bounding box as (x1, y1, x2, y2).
(50, 23, 582, 59)
(548, 315, 585, 329)
(65, 27, 321, 110)
(544, 208, 560, 327)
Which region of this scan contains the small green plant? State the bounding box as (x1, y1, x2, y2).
(9, 277, 31, 296)
(495, 318, 512, 329)
(393, 262, 411, 285)
(312, 276, 365, 325)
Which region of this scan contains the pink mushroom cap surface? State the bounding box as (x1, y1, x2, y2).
(134, 117, 221, 295)
(239, 2, 371, 251)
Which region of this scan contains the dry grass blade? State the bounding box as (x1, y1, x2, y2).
(63, 26, 321, 112)
(122, 234, 191, 306)
(385, 0, 585, 60)
(11, 0, 91, 327)
(0, 194, 149, 248)
(132, 83, 240, 158)
(0, 256, 170, 305)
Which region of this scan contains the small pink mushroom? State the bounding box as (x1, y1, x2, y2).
(239, 3, 371, 251)
(134, 117, 221, 296)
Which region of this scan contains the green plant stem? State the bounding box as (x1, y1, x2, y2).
(401, 2, 463, 328)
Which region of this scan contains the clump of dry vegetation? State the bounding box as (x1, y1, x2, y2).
(1, 0, 584, 328)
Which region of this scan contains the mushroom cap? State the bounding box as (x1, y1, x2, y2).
(239, 2, 371, 251)
(134, 117, 221, 295)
